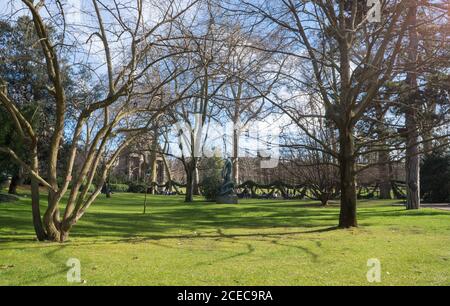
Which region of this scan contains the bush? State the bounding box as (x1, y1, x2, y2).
(200, 157, 223, 201)
(128, 182, 147, 193)
(108, 173, 129, 185)
(421, 152, 450, 203)
(109, 183, 129, 192)
(201, 174, 222, 201)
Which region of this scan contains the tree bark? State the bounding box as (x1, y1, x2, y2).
(43, 199, 62, 242)
(149, 128, 158, 194)
(338, 128, 357, 228)
(8, 173, 20, 195)
(30, 177, 46, 241)
(378, 150, 392, 199)
(233, 128, 240, 185)
(405, 1, 420, 210)
(192, 159, 200, 195)
(162, 154, 173, 192)
(320, 193, 330, 206)
(405, 111, 420, 209)
(30, 144, 47, 241)
(185, 164, 194, 202)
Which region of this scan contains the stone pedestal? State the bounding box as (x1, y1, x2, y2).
(216, 194, 238, 204)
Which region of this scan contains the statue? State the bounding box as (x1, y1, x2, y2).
(216, 157, 238, 204)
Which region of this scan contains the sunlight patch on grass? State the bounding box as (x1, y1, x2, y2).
(0, 192, 449, 285)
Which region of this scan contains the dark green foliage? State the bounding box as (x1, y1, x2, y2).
(201, 175, 222, 201)
(128, 182, 147, 193)
(200, 157, 223, 201)
(109, 183, 129, 193)
(421, 151, 450, 203)
(0, 16, 82, 184)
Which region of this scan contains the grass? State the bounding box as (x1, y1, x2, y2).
(0, 189, 449, 286)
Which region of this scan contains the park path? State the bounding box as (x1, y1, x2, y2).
(420, 204, 450, 211)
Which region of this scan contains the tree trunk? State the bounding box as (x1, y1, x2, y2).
(338, 128, 357, 228)
(59, 218, 75, 243)
(162, 154, 173, 192)
(149, 139, 158, 195)
(320, 193, 329, 206)
(30, 177, 46, 241)
(43, 206, 62, 242)
(405, 111, 420, 209)
(378, 150, 392, 199)
(30, 144, 47, 241)
(405, 1, 420, 210)
(8, 173, 20, 195)
(233, 128, 240, 185)
(192, 159, 200, 195)
(185, 166, 194, 202)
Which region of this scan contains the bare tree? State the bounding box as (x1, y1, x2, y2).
(213, 20, 281, 185)
(225, 0, 412, 227)
(169, 7, 235, 202)
(0, 0, 198, 241)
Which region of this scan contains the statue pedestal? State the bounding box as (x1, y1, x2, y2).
(216, 194, 238, 204)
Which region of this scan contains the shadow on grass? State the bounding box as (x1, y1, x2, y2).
(68, 203, 340, 240)
(1, 194, 449, 246)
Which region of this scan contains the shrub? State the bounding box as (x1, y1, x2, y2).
(128, 182, 147, 193)
(201, 174, 222, 201)
(200, 157, 223, 201)
(109, 183, 129, 192)
(421, 152, 450, 203)
(108, 173, 129, 185)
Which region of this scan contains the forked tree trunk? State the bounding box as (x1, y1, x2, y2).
(43, 194, 62, 242)
(338, 128, 357, 228)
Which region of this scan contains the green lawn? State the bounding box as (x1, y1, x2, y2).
(0, 191, 449, 286)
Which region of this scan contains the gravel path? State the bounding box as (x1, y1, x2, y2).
(420, 204, 450, 211)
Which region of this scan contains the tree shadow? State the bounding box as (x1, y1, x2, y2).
(2, 194, 447, 245)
